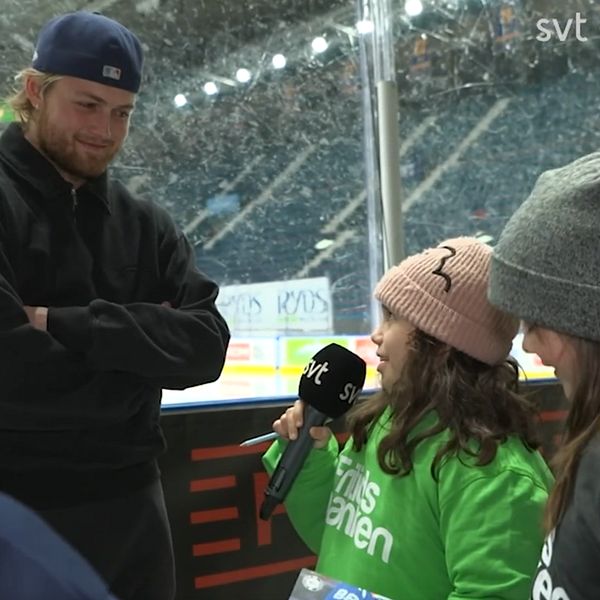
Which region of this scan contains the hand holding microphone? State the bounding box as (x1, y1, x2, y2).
(272, 400, 331, 449)
(260, 343, 366, 520)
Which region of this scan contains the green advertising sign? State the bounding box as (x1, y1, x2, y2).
(283, 337, 350, 366)
(0, 104, 14, 123)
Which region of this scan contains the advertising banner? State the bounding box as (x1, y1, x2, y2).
(217, 277, 333, 335)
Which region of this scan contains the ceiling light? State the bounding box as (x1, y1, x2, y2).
(203, 81, 218, 96)
(356, 19, 374, 34)
(272, 54, 287, 69)
(236, 68, 252, 83)
(173, 93, 187, 107)
(311, 36, 329, 54)
(405, 0, 424, 17)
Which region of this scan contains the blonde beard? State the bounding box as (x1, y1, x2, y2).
(35, 109, 120, 180)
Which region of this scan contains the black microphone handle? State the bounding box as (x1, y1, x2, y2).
(259, 406, 328, 520)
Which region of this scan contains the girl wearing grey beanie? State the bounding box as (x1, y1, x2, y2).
(489, 152, 600, 600)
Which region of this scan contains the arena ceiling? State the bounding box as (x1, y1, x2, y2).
(0, 0, 350, 91)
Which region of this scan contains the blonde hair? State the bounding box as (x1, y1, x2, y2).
(6, 68, 62, 124)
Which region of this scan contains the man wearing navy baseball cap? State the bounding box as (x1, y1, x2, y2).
(14, 11, 143, 182)
(0, 11, 230, 600)
(32, 11, 143, 94)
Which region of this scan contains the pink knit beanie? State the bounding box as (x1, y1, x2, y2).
(374, 237, 518, 365)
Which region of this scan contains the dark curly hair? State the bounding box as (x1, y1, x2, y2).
(347, 328, 540, 480)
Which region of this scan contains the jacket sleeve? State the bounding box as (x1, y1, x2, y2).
(0, 232, 85, 393)
(440, 469, 550, 600)
(47, 215, 230, 389)
(262, 435, 338, 553)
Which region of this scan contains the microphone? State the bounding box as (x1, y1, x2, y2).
(259, 343, 366, 520)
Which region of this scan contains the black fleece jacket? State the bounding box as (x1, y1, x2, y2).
(0, 123, 229, 506)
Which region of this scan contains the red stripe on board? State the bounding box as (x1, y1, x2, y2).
(191, 431, 351, 462)
(190, 507, 239, 524)
(191, 443, 270, 461)
(192, 538, 241, 557)
(540, 410, 568, 422)
(190, 476, 236, 492)
(194, 556, 316, 589)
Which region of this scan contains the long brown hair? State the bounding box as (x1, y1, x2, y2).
(348, 328, 540, 480)
(544, 337, 600, 532)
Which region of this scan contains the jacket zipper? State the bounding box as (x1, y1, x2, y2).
(71, 188, 78, 217)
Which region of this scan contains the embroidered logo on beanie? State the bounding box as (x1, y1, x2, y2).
(32, 11, 143, 93)
(431, 245, 457, 292)
(375, 237, 518, 365)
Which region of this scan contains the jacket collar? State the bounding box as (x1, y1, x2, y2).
(0, 122, 112, 214)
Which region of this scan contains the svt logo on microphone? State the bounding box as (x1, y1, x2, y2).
(302, 359, 329, 385)
(339, 383, 361, 405)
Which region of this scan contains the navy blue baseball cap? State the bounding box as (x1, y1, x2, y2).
(32, 11, 143, 93)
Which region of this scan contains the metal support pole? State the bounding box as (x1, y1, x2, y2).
(377, 79, 404, 268)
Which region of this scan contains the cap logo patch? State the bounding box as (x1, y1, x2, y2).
(102, 65, 122, 80)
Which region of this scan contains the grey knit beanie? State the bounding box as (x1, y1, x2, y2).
(489, 152, 600, 341)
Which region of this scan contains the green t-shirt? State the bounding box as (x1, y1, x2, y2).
(263, 409, 554, 600)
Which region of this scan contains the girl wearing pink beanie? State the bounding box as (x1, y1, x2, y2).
(264, 237, 553, 600)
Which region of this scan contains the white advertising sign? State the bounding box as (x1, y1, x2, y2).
(217, 277, 333, 335)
